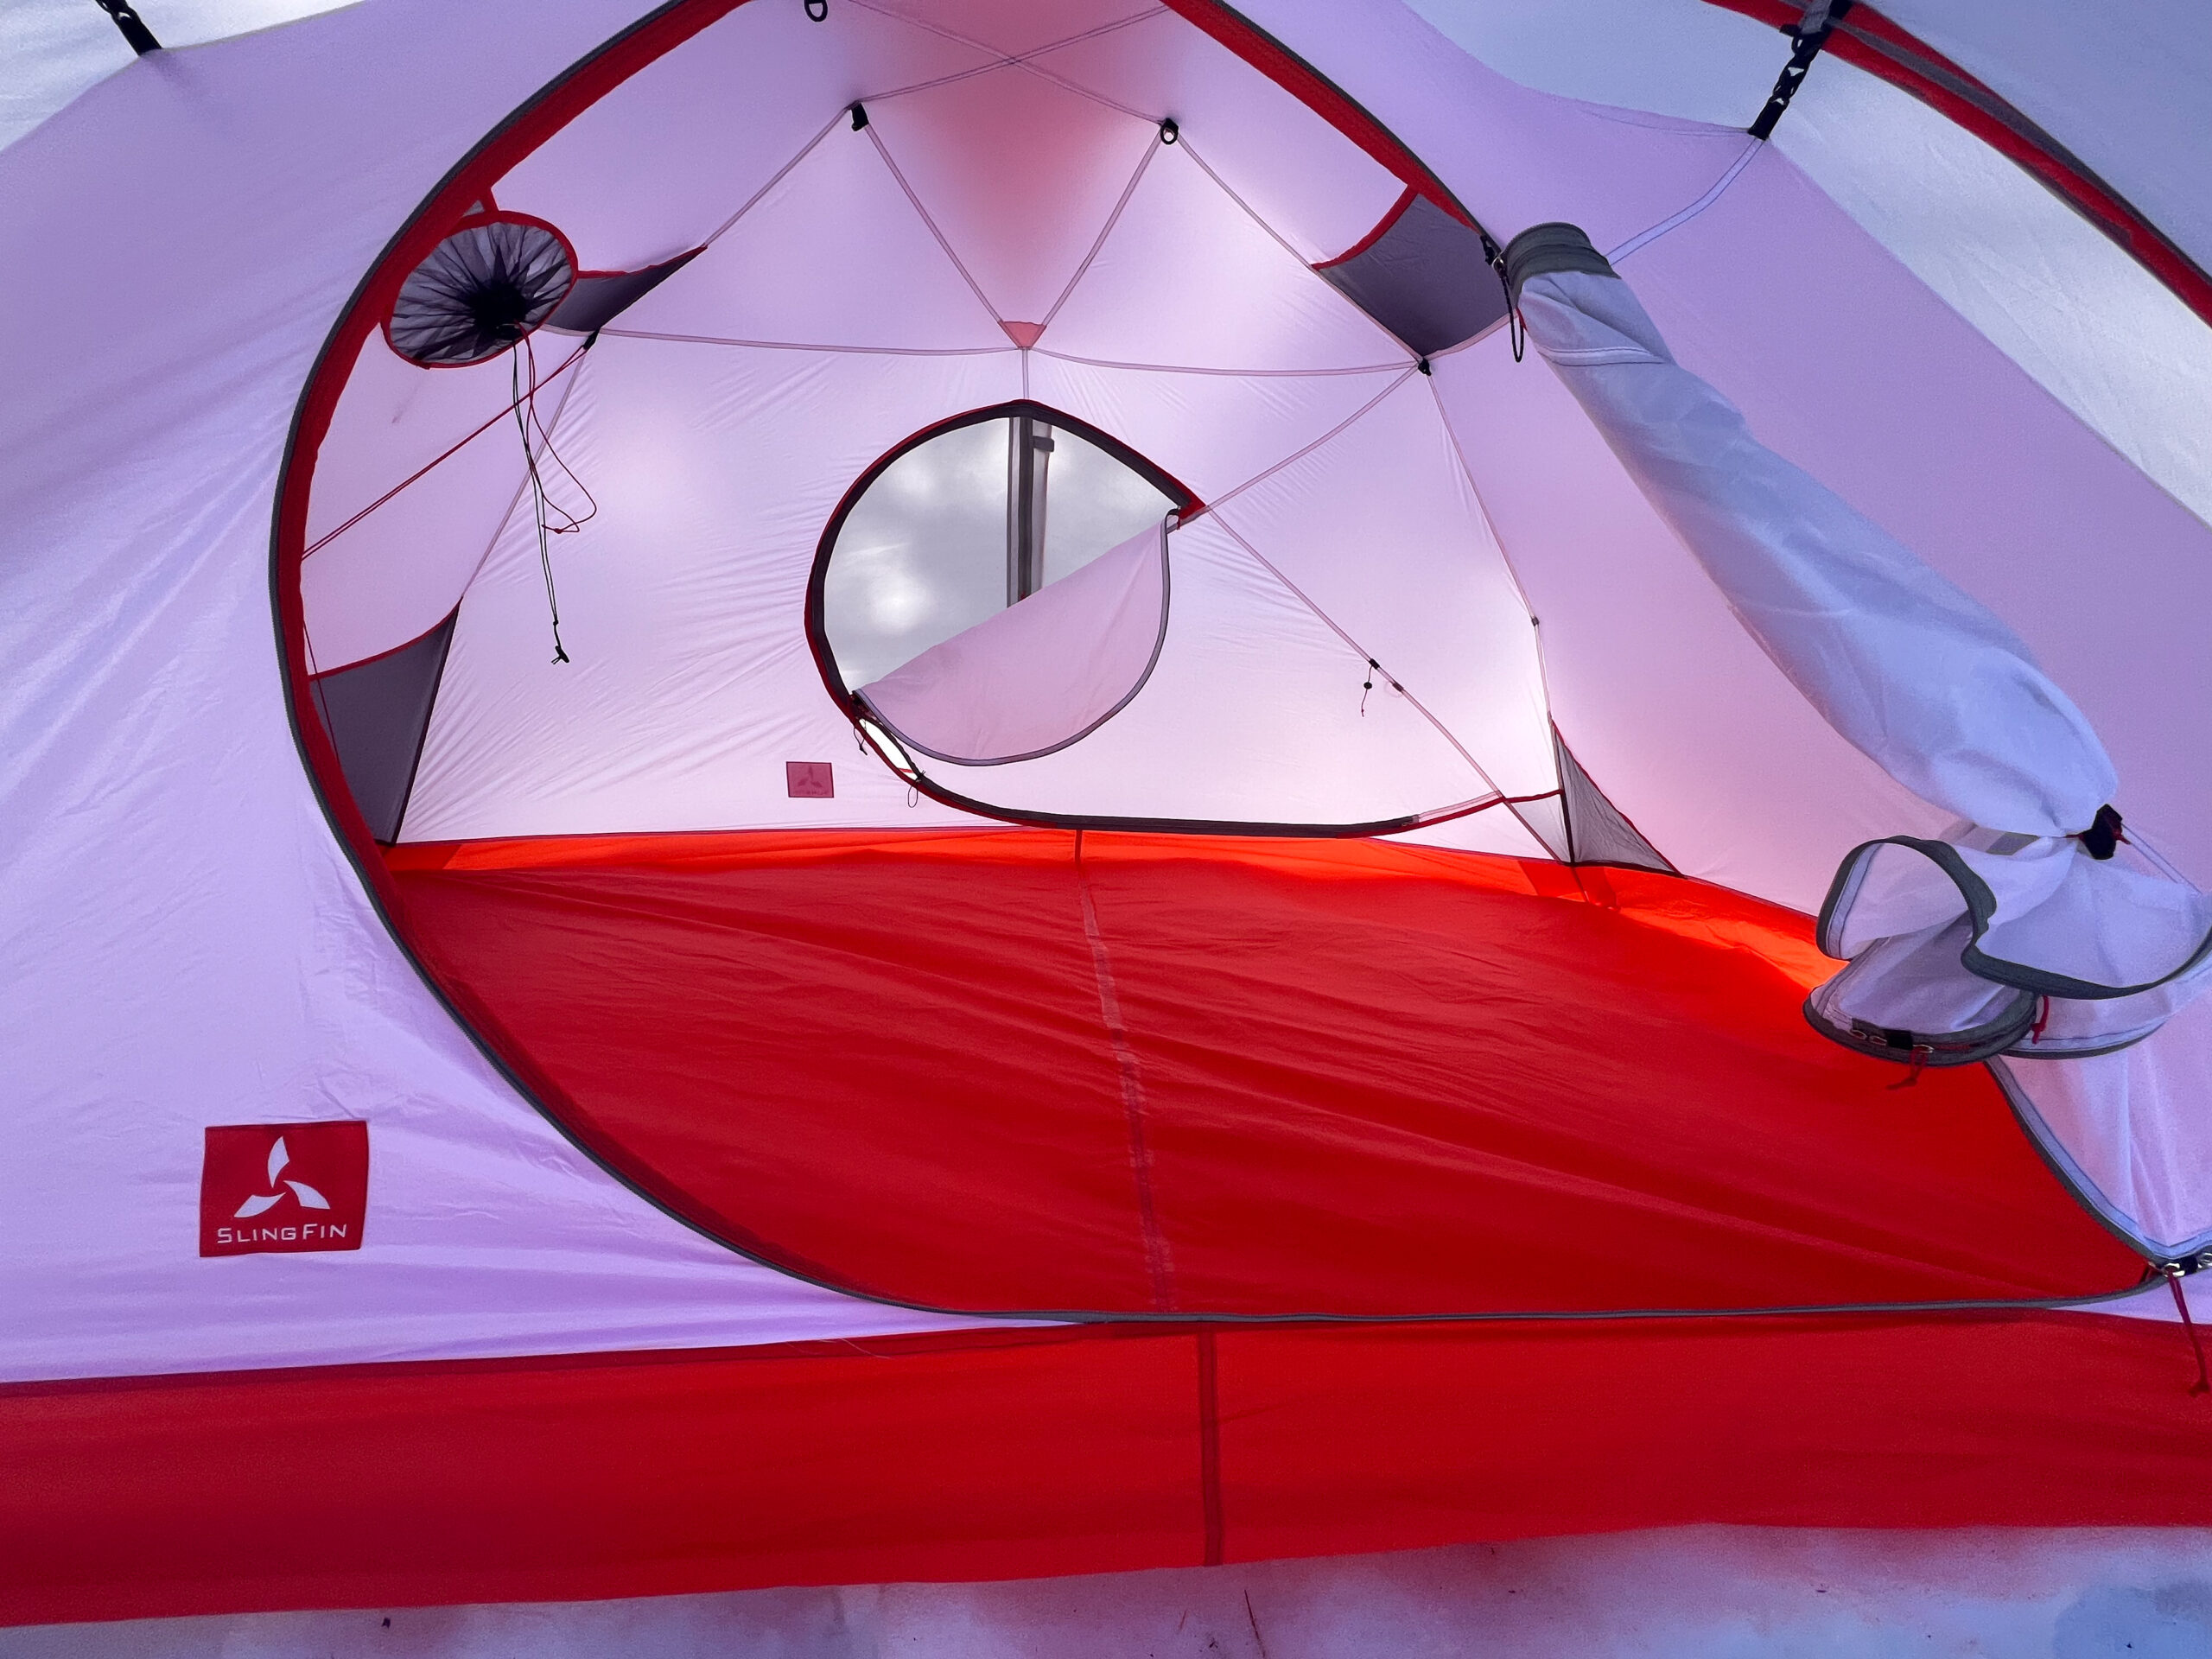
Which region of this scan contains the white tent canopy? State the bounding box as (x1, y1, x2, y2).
(6, 0, 2211, 1372)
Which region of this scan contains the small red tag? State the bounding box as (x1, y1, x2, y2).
(785, 761, 834, 798)
(200, 1122, 369, 1257)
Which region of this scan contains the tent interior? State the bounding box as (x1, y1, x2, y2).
(18, 0, 2212, 1633)
(289, 0, 2151, 1318)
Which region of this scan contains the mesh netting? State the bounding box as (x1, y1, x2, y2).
(386, 215, 575, 367)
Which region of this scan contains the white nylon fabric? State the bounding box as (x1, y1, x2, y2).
(0, 0, 1005, 1383)
(399, 337, 1020, 840)
(1774, 55, 2212, 536)
(302, 334, 546, 673)
(1516, 261, 2115, 839)
(1402, 1, 2212, 540)
(1815, 833, 2212, 1067)
(361, 0, 1552, 839)
(0, 1, 357, 152)
(1306, 0, 2212, 906)
(2002, 994, 2212, 1262)
(908, 509, 1501, 826)
(1876, 0, 2212, 283)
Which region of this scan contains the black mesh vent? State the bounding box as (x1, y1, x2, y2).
(1317, 192, 1508, 359)
(544, 250, 702, 336)
(387, 216, 575, 367)
(1556, 732, 1675, 872)
(308, 613, 457, 842)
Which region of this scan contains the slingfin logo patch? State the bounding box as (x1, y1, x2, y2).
(200, 1122, 368, 1255)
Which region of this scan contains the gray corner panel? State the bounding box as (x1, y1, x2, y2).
(308, 611, 456, 842)
(1317, 193, 1510, 358)
(1557, 732, 1675, 873)
(543, 248, 702, 336)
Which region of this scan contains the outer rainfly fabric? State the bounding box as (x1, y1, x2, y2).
(1875, 0, 2212, 285)
(0, 0, 1004, 1383)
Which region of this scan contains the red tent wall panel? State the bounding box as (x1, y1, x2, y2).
(1217, 1313, 2212, 1558)
(385, 830, 2142, 1316)
(5, 1313, 2209, 1625)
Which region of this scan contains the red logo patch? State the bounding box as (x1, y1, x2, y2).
(200, 1122, 369, 1256)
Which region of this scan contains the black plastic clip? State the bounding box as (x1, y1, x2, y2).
(93, 0, 162, 54)
(1159, 118, 1179, 145)
(805, 0, 829, 21)
(849, 102, 868, 132)
(1749, 0, 1853, 140)
(2075, 803, 2126, 860)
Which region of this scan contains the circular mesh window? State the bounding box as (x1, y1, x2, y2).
(385, 214, 576, 368)
(812, 404, 1190, 765)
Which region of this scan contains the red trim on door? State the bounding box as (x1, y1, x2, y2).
(1701, 0, 2212, 328)
(1162, 3, 1478, 227)
(1314, 184, 1419, 270)
(275, 0, 758, 918)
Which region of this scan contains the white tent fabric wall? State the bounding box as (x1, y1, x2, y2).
(15, 5, 2210, 542)
(0, 1, 358, 151)
(0, 0, 1008, 1383)
(1508, 237, 2212, 1244)
(1407, 0, 2212, 536)
(1390, 0, 2212, 1257)
(1876, 0, 2212, 283)
(7, 0, 2212, 1370)
(326, 3, 1557, 842)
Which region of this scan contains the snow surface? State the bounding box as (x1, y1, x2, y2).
(6, 1528, 2211, 1657)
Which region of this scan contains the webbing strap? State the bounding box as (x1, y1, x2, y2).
(92, 0, 160, 55)
(1749, 0, 1853, 140)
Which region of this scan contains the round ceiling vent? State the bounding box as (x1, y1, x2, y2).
(385, 213, 576, 368)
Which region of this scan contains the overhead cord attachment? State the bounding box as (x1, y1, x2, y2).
(1749, 0, 1853, 141)
(510, 336, 600, 664)
(1478, 229, 1524, 364)
(1500, 223, 1616, 366)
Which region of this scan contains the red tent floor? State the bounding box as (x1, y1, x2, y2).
(386, 827, 2140, 1317)
(9, 830, 2209, 1624)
